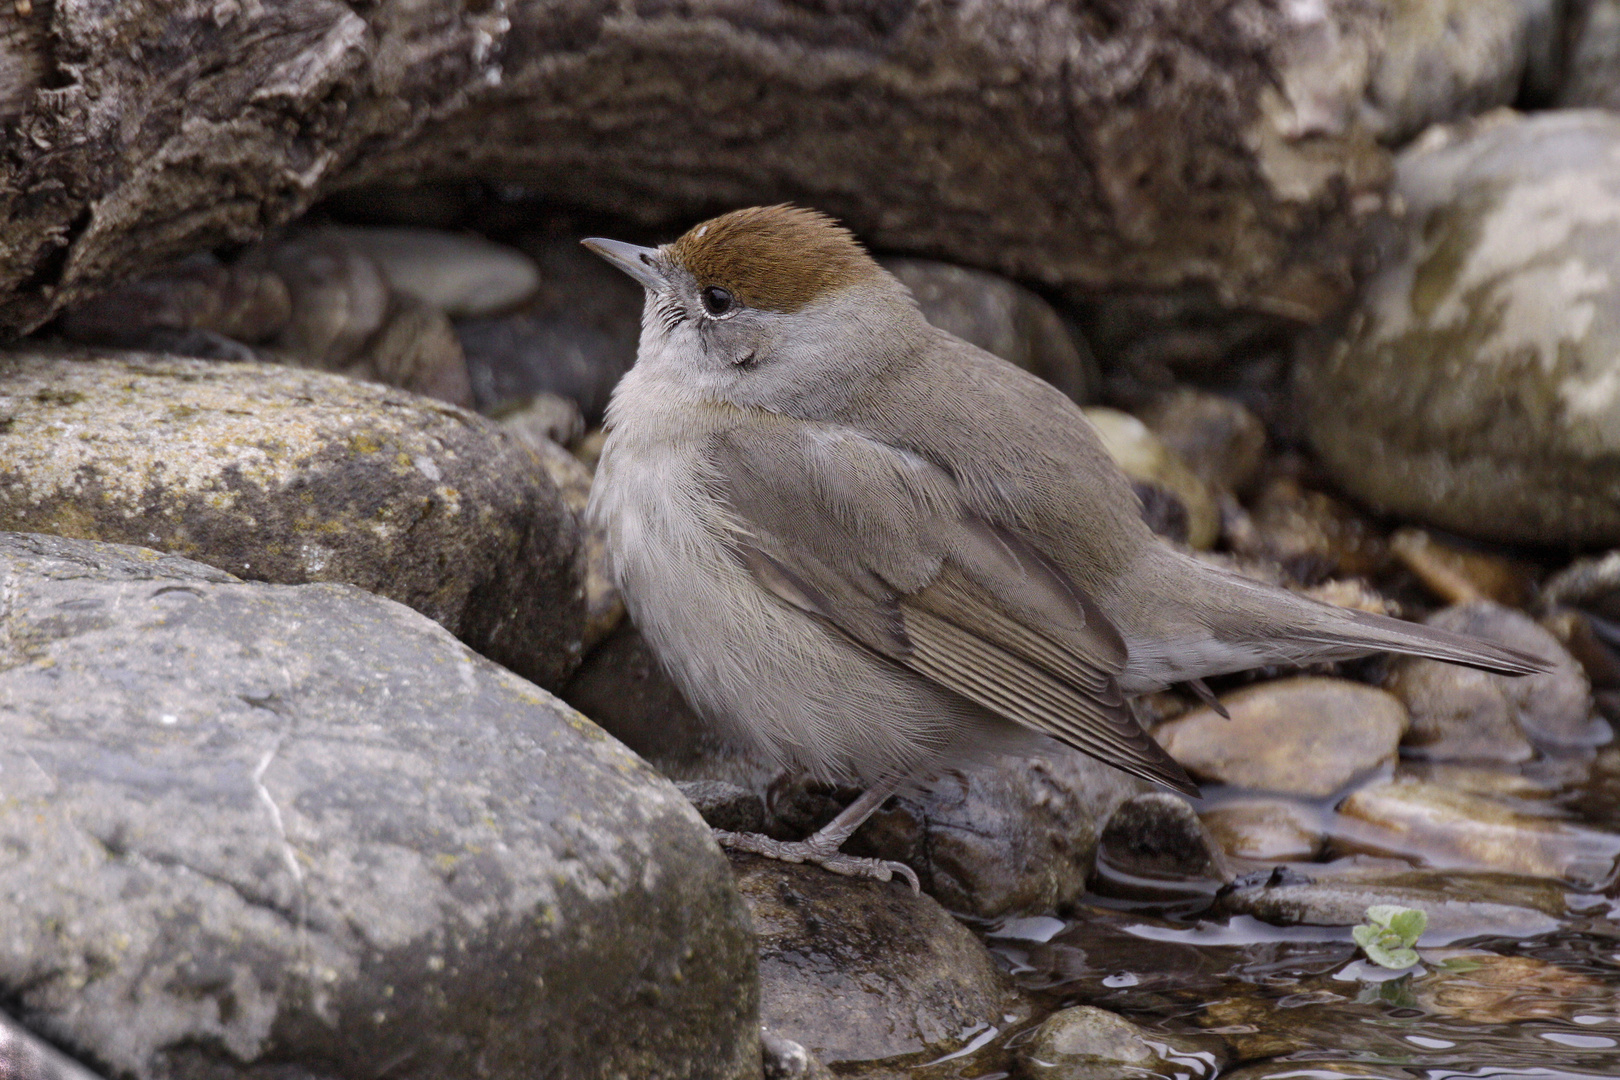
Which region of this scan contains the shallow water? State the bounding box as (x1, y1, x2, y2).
(914, 745, 1620, 1080)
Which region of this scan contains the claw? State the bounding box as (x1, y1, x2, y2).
(713, 828, 921, 893)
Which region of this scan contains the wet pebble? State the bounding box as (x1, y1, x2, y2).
(731, 857, 1027, 1072)
(1154, 678, 1408, 798)
(1201, 799, 1324, 863)
(1385, 601, 1595, 761)
(1335, 778, 1620, 888)
(1217, 864, 1568, 942)
(1019, 1004, 1204, 1080)
(1097, 792, 1232, 896)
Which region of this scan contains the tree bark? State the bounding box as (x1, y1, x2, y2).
(0, 0, 1391, 337)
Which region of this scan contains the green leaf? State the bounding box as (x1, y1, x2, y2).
(1352, 904, 1428, 970)
(1364, 905, 1404, 930)
(1386, 908, 1428, 946)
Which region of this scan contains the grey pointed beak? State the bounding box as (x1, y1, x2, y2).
(581, 237, 668, 291)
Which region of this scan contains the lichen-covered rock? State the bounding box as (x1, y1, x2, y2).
(1298, 110, 1620, 545)
(0, 349, 584, 688)
(732, 857, 1023, 1073)
(0, 531, 759, 1080)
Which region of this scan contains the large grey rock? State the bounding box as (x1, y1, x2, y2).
(0, 531, 759, 1080)
(1298, 110, 1620, 545)
(0, 349, 584, 688)
(732, 857, 1023, 1073)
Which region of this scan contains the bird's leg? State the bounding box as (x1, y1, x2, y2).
(712, 776, 920, 892)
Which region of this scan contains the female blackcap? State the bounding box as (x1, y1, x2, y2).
(583, 206, 1545, 889)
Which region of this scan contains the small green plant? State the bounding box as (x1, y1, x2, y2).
(1352, 904, 1427, 970)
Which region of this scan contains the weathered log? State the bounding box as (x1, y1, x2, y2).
(0, 0, 1392, 337)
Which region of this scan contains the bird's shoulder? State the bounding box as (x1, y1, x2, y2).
(835, 329, 1152, 580)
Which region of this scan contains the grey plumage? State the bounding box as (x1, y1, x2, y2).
(584, 208, 1549, 814)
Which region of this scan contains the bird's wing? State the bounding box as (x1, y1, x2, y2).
(706, 420, 1197, 795)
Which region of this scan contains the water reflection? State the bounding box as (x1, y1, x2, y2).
(984, 899, 1620, 1079)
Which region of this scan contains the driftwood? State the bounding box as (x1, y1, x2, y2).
(0, 0, 1393, 337)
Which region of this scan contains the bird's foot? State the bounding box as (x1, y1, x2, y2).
(712, 828, 920, 894)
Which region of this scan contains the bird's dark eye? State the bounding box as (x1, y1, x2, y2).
(699, 285, 734, 317)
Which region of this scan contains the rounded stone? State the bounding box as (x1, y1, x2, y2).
(732, 857, 1024, 1071)
(1154, 677, 1408, 797)
(318, 225, 540, 318)
(1085, 407, 1219, 549)
(1385, 601, 1595, 762)
(1299, 110, 1620, 545)
(1020, 1005, 1197, 1080)
(1201, 799, 1324, 862)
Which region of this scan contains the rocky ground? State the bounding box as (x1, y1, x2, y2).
(5, 2, 1620, 1079)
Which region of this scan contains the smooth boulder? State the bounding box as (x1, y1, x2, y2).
(0, 532, 758, 1080)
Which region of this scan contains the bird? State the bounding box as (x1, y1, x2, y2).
(580, 205, 1549, 890)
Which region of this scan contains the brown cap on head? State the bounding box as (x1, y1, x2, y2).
(667, 205, 879, 313)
